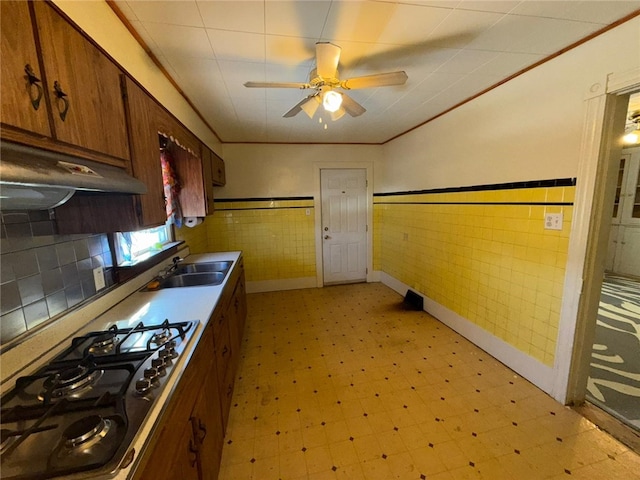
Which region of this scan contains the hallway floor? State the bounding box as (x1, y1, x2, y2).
(218, 283, 640, 479)
(587, 274, 640, 431)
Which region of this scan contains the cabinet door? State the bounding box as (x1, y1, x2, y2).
(133, 403, 199, 480)
(192, 372, 224, 480)
(211, 150, 226, 186)
(201, 145, 216, 215)
(173, 146, 207, 218)
(213, 315, 234, 431)
(123, 76, 166, 228)
(33, 1, 130, 161)
(614, 226, 640, 276)
(0, 1, 51, 137)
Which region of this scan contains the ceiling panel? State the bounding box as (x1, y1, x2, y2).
(197, 0, 264, 33)
(113, 0, 640, 144)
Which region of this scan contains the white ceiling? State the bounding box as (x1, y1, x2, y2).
(113, 0, 640, 144)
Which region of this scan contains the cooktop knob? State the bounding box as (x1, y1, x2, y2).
(158, 349, 173, 365)
(151, 358, 167, 375)
(144, 367, 159, 384)
(163, 346, 178, 359)
(135, 379, 152, 395)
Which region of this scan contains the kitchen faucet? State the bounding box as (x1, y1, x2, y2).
(159, 256, 183, 278)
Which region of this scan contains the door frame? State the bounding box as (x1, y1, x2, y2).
(553, 67, 640, 404)
(313, 162, 374, 287)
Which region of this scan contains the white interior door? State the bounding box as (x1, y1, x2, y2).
(321, 169, 367, 285)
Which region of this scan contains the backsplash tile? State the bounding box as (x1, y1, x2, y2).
(175, 198, 317, 283)
(0, 210, 114, 346)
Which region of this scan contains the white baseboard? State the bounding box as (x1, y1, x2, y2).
(246, 277, 317, 294)
(379, 272, 555, 396)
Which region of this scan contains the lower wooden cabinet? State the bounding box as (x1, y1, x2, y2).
(133, 258, 246, 480)
(192, 372, 223, 480)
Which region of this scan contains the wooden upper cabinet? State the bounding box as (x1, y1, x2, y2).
(31, 1, 130, 162)
(155, 107, 208, 218)
(122, 76, 166, 228)
(0, 1, 51, 138)
(210, 150, 226, 186)
(200, 145, 216, 215)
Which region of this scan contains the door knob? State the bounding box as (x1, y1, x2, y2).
(324, 235, 331, 240)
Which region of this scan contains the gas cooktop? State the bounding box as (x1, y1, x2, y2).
(0, 319, 198, 479)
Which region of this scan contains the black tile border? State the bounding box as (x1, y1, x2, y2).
(214, 196, 314, 211)
(375, 201, 573, 206)
(373, 178, 576, 197)
(215, 196, 313, 203)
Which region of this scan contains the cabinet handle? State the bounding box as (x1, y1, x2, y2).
(188, 438, 198, 467)
(53, 81, 69, 121)
(197, 419, 207, 442)
(24, 64, 43, 110)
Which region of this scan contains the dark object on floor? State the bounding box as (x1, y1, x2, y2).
(403, 290, 424, 311)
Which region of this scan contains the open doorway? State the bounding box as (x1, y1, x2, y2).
(584, 103, 640, 437)
(569, 90, 640, 451)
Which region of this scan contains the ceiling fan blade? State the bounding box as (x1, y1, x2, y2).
(316, 42, 341, 79)
(341, 93, 366, 117)
(341, 71, 408, 90)
(330, 107, 346, 122)
(300, 95, 321, 119)
(244, 81, 309, 89)
(283, 95, 318, 118)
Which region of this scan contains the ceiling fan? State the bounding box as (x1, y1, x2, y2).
(244, 42, 408, 121)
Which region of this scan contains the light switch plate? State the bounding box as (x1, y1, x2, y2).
(93, 266, 106, 291)
(544, 213, 563, 230)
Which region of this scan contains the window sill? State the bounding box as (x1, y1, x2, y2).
(114, 241, 184, 283)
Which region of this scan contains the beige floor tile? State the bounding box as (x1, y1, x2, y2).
(219, 284, 640, 480)
(303, 444, 333, 474)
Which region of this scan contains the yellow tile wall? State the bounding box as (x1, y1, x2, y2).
(373, 185, 574, 366)
(176, 200, 317, 282)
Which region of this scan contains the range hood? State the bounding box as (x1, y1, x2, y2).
(0, 141, 147, 210)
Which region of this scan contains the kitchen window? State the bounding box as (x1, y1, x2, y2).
(114, 224, 172, 266)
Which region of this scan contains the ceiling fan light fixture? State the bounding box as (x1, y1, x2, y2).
(623, 130, 640, 144)
(323, 90, 343, 113)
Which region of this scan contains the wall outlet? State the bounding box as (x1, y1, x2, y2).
(544, 213, 563, 230)
(93, 266, 106, 291)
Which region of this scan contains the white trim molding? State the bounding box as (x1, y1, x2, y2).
(553, 67, 640, 405)
(246, 277, 317, 294)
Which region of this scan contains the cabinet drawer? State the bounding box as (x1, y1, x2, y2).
(220, 362, 236, 431)
(214, 321, 231, 385)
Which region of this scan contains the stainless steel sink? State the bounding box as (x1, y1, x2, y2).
(158, 271, 227, 288)
(174, 261, 232, 275)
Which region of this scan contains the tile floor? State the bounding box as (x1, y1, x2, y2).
(218, 283, 640, 479)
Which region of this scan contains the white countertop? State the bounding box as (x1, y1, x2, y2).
(0, 249, 243, 479)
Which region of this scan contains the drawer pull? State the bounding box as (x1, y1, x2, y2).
(53, 81, 69, 121)
(24, 64, 43, 110)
